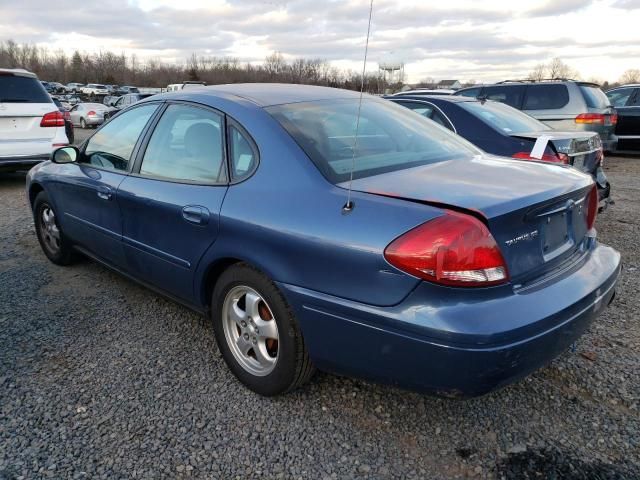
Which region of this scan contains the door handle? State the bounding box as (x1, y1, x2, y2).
(182, 205, 210, 225)
(96, 186, 113, 200)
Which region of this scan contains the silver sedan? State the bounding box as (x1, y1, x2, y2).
(69, 103, 108, 129)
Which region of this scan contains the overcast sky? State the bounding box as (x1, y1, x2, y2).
(2, 0, 639, 83)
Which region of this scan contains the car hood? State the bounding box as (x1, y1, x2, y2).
(339, 154, 593, 219)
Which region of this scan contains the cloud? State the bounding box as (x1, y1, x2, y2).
(0, 0, 639, 82)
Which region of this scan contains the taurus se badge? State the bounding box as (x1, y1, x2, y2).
(505, 230, 539, 246)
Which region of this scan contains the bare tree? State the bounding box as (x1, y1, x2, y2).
(620, 69, 640, 84)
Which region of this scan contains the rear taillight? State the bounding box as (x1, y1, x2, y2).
(586, 185, 598, 230)
(610, 113, 618, 125)
(63, 111, 70, 121)
(384, 212, 509, 287)
(40, 111, 65, 127)
(575, 113, 605, 125)
(87, 110, 96, 116)
(512, 152, 569, 164)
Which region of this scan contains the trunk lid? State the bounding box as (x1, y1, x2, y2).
(342, 155, 594, 283)
(511, 131, 602, 174)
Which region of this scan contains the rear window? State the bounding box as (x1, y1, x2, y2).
(523, 84, 570, 110)
(460, 100, 550, 134)
(579, 85, 610, 109)
(267, 98, 480, 184)
(0, 74, 51, 103)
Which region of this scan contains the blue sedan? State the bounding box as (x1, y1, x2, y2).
(26, 84, 621, 397)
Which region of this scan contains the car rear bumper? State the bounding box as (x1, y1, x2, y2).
(280, 241, 621, 397)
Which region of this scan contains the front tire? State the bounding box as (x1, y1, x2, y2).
(80, 118, 86, 129)
(33, 191, 76, 265)
(212, 263, 315, 396)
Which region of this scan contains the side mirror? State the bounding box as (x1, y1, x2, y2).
(51, 146, 79, 164)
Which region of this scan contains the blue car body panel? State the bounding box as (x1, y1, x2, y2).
(26, 84, 621, 396)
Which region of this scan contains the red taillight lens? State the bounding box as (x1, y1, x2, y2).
(575, 113, 605, 125)
(87, 110, 96, 116)
(512, 152, 569, 164)
(610, 113, 618, 125)
(63, 111, 70, 121)
(384, 212, 509, 287)
(586, 185, 598, 230)
(40, 111, 65, 127)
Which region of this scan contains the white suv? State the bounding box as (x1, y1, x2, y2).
(0, 69, 69, 172)
(80, 84, 109, 97)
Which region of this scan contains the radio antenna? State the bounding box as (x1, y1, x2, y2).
(342, 0, 374, 214)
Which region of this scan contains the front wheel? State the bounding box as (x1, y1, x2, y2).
(33, 191, 76, 265)
(212, 263, 315, 396)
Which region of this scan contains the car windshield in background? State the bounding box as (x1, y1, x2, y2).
(460, 100, 550, 135)
(0, 75, 51, 103)
(580, 85, 610, 109)
(267, 98, 480, 183)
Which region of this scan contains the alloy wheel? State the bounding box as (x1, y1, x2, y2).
(222, 285, 279, 376)
(40, 205, 61, 254)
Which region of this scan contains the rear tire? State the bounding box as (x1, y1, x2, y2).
(80, 118, 86, 129)
(33, 191, 76, 266)
(212, 263, 315, 396)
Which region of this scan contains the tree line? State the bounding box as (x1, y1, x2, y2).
(0, 40, 389, 92)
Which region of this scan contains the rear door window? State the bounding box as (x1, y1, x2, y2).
(0, 75, 51, 103)
(523, 84, 570, 110)
(579, 85, 610, 109)
(457, 87, 481, 98)
(629, 89, 640, 106)
(482, 85, 525, 108)
(228, 123, 258, 181)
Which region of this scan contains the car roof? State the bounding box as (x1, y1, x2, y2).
(607, 84, 640, 90)
(174, 83, 363, 107)
(0, 68, 37, 78)
(389, 94, 476, 104)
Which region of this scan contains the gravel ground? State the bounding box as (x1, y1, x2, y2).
(0, 150, 639, 479)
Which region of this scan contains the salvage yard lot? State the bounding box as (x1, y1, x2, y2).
(0, 153, 639, 478)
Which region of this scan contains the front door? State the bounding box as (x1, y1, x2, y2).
(616, 88, 640, 151)
(52, 103, 160, 267)
(117, 103, 229, 303)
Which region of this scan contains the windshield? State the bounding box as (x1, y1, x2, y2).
(0, 75, 51, 103)
(459, 100, 549, 134)
(580, 85, 610, 109)
(267, 98, 480, 183)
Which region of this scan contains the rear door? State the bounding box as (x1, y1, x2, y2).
(482, 85, 525, 109)
(50, 103, 160, 267)
(613, 88, 640, 151)
(0, 73, 59, 157)
(116, 102, 230, 303)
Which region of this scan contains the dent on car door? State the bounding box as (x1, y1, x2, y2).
(51, 103, 160, 267)
(116, 103, 231, 303)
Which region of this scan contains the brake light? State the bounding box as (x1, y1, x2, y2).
(384, 212, 509, 287)
(575, 113, 605, 125)
(586, 185, 598, 230)
(87, 110, 96, 116)
(610, 113, 618, 125)
(512, 152, 569, 164)
(40, 111, 65, 127)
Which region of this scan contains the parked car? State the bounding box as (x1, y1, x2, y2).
(105, 93, 155, 119)
(103, 95, 120, 107)
(25, 84, 620, 397)
(40, 81, 55, 94)
(391, 88, 456, 97)
(389, 95, 611, 207)
(606, 84, 640, 153)
(66, 82, 85, 93)
(456, 80, 618, 152)
(105, 84, 120, 94)
(0, 68, 68, 172)
(166, 81, 206, 92)
(81, 84, 109, 98)
(61, 93, 82, 106)
(51, 97, 74, 144)
(118, 85, 140, 95)
(48, 82, 66, 94)
(68, 103, 108, 128)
